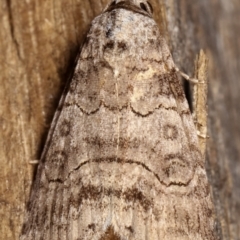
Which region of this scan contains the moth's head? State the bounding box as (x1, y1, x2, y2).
(104, 0, 153, 17)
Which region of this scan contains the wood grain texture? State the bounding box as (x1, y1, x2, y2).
(1, 0, 240, 239)
(193, 50, 208, 156)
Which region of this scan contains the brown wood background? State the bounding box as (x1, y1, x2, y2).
(0, 0, 239, 239)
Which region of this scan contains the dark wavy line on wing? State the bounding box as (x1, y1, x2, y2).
(69, 157, 192, 187)
(70, 101, 190, 117)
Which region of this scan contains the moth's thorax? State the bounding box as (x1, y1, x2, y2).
(83, 6, 174, 82)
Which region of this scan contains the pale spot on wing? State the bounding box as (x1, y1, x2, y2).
(134, 66, 157, 80)
(130, 86, 144, 103)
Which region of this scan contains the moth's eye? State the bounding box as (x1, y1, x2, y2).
(140, 2, 148, 12)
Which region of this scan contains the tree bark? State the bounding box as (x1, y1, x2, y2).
(0, 0, 239, 239)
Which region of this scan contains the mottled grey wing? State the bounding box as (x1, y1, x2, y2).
(21, 1, 216, 240)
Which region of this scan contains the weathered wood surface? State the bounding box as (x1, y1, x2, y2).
(0, 0, 239, 239)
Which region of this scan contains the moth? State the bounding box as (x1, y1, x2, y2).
(21, 0, 217, 239)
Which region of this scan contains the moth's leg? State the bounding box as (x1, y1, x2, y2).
(29, 160, 39, 165)
(174, 66, 199, 84)
(174, 50, 208, 156)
